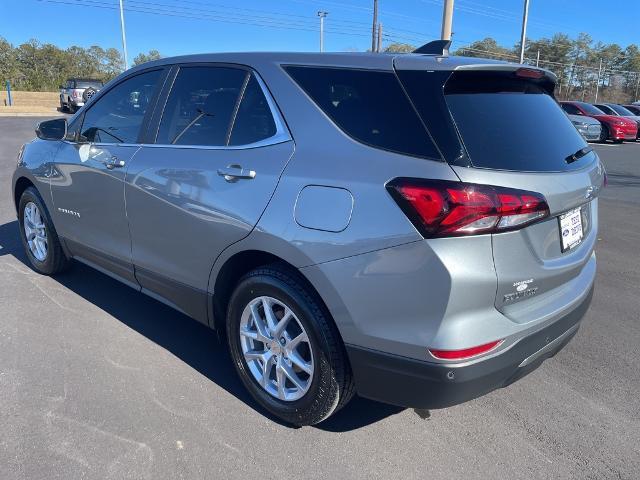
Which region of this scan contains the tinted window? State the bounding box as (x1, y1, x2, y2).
(440, 71, 588, 171)
(157, 66, 247, 146)
(595, 104, 615, 115)
(578, 102, 606, 115)
(561, 103, 580, 115)
(285, 66, 441, 160)
(229, 75, 277, 145)
(609, 104, 634, 116)
(626, 105, 640, 115)
(80, 70, 162, 144)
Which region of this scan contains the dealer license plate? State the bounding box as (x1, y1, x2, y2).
(559, 207, 583, 252)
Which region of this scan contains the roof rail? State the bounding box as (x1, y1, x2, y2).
(413, 40, 451, 56)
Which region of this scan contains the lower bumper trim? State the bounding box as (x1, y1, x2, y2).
(346, 285, 593, 409)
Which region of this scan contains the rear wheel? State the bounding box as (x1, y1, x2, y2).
(226, 265, 354, 426)
(18, 187, 70, 275)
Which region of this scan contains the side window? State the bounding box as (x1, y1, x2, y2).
(80, 69, 162, 144)
(229, 75, 277, 145)
(285, 66, 440, 159)
(562, 103, 579, 115)
(156, 66, 247, 146)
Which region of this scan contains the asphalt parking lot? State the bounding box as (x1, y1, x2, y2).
(1, 117, 639, 480)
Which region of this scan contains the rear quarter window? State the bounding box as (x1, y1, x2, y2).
(285, 66, 441, 160)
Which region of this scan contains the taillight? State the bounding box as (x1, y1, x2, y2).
(387, 179, 549, 237)
(429, 340, 503, 360)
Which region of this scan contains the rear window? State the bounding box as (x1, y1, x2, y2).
(285, 66, 441, 160)
(413, 70, 589, 172)
(75, 80, 103, 89)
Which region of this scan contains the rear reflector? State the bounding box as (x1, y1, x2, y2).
(387, 179, 550, 237)
(429, 340, 502, 360)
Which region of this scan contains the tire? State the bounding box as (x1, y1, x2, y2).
(59, 96, 66, 112)
(226, 264, 355, 426)
(18, 186, 71, 275)
(614, 139, 623, 144)
(68, 103, 77, 114)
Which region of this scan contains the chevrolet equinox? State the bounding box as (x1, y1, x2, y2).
(13, 42, 603, 426)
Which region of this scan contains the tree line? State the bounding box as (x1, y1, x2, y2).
(3, 32, 639, 103)
(0, 37, 160, 91)
(387, 33, 640, 103)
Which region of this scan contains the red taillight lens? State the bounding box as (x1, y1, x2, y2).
(388, 179, 549, 237)
(515, 67, 544, 79)
(429, 340, 502, 360)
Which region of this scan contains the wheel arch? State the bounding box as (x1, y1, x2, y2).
(13, 176, 36, 213)
(209, 248, 347, 346)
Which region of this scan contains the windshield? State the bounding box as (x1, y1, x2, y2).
(579, 103, 606, 115)
(609, 104, 634, 116)
(75, 81, 103, 89)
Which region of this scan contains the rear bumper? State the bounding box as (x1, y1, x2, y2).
(346, 285, 593, 409)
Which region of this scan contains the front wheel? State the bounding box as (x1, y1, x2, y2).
(18, 187, 70, 275)
(226, 265, 354, 426)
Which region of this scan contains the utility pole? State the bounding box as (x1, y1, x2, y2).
(635, 74, 640, 101)
(595, 58, 603, 102)
(371, 0, 378, 52)
(441, 0, 454, 40)
(376, 23, 383, 53)
(317, 11, 328, 52)
(119, 0, 128, 69)
(536, 49, 540, 67)
(518, 0, 530, 64)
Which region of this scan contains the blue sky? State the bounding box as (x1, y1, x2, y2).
(3, 0, 639, 62)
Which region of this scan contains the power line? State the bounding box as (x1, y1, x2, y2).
(40, 0, 373, 37)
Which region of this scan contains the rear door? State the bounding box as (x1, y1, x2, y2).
(397, 65, 605, 323)
(125, 64, 293, 322)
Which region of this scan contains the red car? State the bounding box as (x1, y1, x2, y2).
(560, 101, 637, 143)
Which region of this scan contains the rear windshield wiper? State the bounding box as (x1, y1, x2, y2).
(565, 146, 592, 164)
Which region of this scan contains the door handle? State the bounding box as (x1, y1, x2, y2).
(105, 156, 126, 169)
(217, 165, 256, 182)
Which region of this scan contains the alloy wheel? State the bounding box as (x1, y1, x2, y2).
(239, 296, 314, 401)
(23, 202, 48, 262)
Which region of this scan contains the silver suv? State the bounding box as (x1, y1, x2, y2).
(13, 43, 603, 426)
(59, 78, 103, 113)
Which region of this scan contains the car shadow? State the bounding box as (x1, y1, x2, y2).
(0, 220, 404, 431)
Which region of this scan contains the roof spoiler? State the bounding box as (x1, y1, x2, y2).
(413, 40, 451, 56)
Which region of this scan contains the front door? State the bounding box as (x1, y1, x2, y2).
(50, 69, 164, 285)
(125, 65, 293, 322)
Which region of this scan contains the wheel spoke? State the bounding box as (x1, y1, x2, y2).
(280, 361, 305, 391)
(244, 349, 266, 362)
(261, 354, 275, 388)
(288, 332, 308, 351)
(250, 302, 271, 342)
(288, 351, 312, 374)
(261, 298, 278, 332)
(272, 310, 292, 339)
(276, 360, 287, 399)
(239, 327, 260, 341)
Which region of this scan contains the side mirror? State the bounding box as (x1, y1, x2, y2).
(36, 118, 67, 141)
